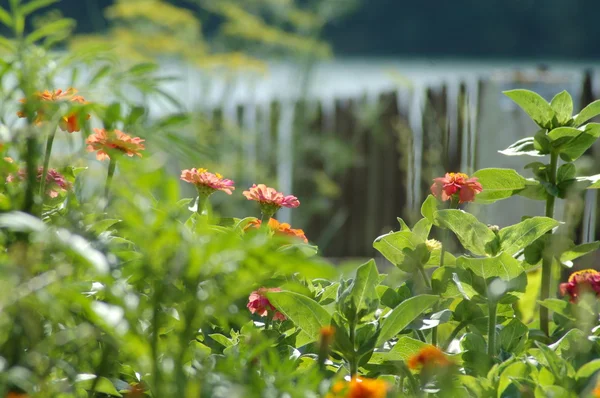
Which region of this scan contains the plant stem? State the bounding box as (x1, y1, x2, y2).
(540, 151, 558, 336)
(104, 158, 117, 200)
(415, 329, 427, 343)
(23, 136, 38, 215)
(439, 228, 449, 267)
(442, 321, 465, 350)
(197, 195, 207, 216)
(431, 327, 438, 347)
(487, 302, 497, 357)
(417, 265, 431, 289)
(39, 129, 56, 202)
(349, 318, 358, 376)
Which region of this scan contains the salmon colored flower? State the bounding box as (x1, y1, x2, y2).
(559, 269, 600, 303)
(244, 218, 308, 243)
(3, 157, 13, 163)
(180, 168, 235, 197)
(86, 128, 145, 161)
(247, 287, 286, 321)
(327, 377, 388, 398)
(431, 172, 482, 203)
(6, 167, 70, 198)
(17, 88, 90, 132)
(593, 380, 600, 398)
(243, 184, 299, 217)
(124, 382, 145, 398)
(407, 345, 452, 370)
(6, 392, 29, 398)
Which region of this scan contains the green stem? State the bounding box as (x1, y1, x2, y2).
(431, 327, 438, 347)
(197, 195, 208, 216)
(417, 265, 431, 289)
(439, 228, 449, 267)
(487, 302, 497, 357)
(442, 322, 466, 350)
(104, 158, 117, 200)
(415, 329, 427, 343)
(349, 318, 358, 376)
(23, 136, 38, 215)
(540, 151, 558, 336)
(39, 130, 56, 202)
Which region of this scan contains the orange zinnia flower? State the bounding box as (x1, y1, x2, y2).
(17, 88, 90, 133)
(247, 287, 286, 321)
(244, 218, 308, 243)
(559, 269, 600, 303)
(180, 168, 235, 197)
(243, 184, 299, 218)
(430, 172, 482, 203)
(86, 128, 145, 161)
(6, 392, 29, 398)
(6, 167, 70, 198)
(407, 345, 452, 370)
(327, 377, 388, 398)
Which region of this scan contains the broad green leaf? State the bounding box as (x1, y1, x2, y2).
(498, 137, 544, 157)
(267, 291, 331, 345)
(128, 62, 158, 75)
(498, 362, 534, 398)
(88, 219, 121, 235)
(435, 210, 497, 256)
(412, 218, 432, 240)
(426, 249, 456, 268)
(368, 336, 426, 364)
(421, 194, 438, 223)
(550, 90, 573, 125)
(431, 266, 476, 299)
(472, 168, 528, 204)
(534, 341, 568, 381)
(579, 174, 600, 189)
(534, 385, 572, 398)
(557, 164, 576, 184)
(574, 99, 600, 126)
(498, 217, 559, 256)
(547, 127, 581, 142)
(558, 123, 600, 161)
(504, 89, 555, 128)
(499, 319, 528, 354)
(376, 294, 438, 346)
(576, 359, 600, 381)
(77, 376, 122, 397)
(560, 241, 600, 263)
(457, 252, 524, 281)
(549, 329, 591, 359)
(348, 260, 380, 320)
(397, 217, 410, 231)
(209, 333, 234, 348)
(517, 269, 542, 323)
(537, 299, 574, 321)
(373, 230, 422, 266)
(0, 6, 12, 27)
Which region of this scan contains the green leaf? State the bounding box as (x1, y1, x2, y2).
(432, 266, 476, 299)
(499, 319, 528, 354)
(560, 241, 600, 263)
(368, 336, 426, 364)
(209, 333, 234, 348)
(558, 123, 600, 161)
(20, 0, 58, 16)
(128, 62, 158, 75)
(77, 376, 122, 397)
(504, 89, 555, 129)
(498, 362, 534, 397)
(373, 230, 422, 266)
(0, 6, 12, 27)
(397, 217, 410, 231)
(267, 291, 331, 345)
(537, 299, 574, 321)
(472, 168, 528, 204)
(557, 164, 576, 184)
(376, 294, 438, 346)
(435, 210, 497, 256)
(498, 216, 560, 256)
(25, 18, 75, 44)
(348, 260, 380, 320)
(498, 137, 544, 157)
(550, 90, 573, 125)
(574, 100, 600, 126)
(457, 252, 524, 281)
(421, 194, 438, 223)
(576, 359, 600, 381)
(412, 218, 432, 240)
(90, 65, 112, 86)
(547, 127, 581, 142)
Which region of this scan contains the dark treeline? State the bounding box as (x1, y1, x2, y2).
(7, 0, 600, 59)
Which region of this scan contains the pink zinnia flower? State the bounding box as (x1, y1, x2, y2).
(180, 168, 235, 197)
(431, 172, 483, 203)
(247, 287, 286, 321)
(243, 184, 299, 217)
(7, 167, 70, 198)
(559, 269, 600, 303)
(86, 128, 145, 161)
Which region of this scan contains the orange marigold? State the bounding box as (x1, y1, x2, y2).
(86, 128, 145, 161)
(17, 88, 89, 133)
(431, 172, 482, 203)
(180, 168, 235, 196)
(327, 377, 388, 398)
(244, 218, 308, 243)
(407, 345, 451, 370)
